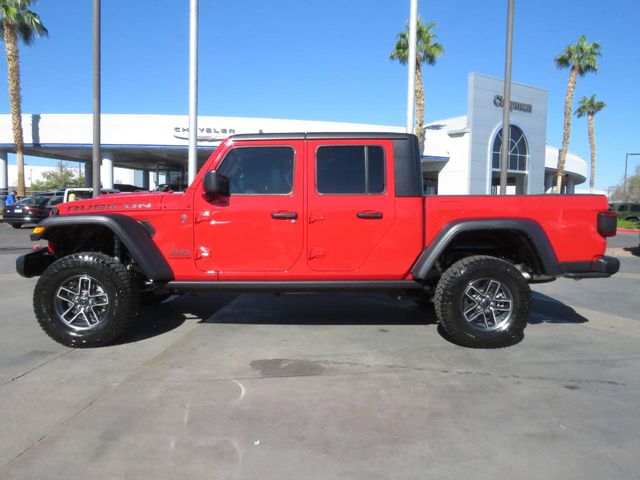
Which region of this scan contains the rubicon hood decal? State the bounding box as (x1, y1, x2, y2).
(59, 192, 164, 214)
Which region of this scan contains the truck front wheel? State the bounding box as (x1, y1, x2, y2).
(434, 255, 531, 348)
(34, 252, 138, 348)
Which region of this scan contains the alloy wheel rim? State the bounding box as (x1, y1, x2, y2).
(460, 278, 513, 332)
(53, 275, 110, 331)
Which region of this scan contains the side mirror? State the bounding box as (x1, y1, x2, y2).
(203, 170, 230, 196)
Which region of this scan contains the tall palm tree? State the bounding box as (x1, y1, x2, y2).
(0, 0, 47, 197)
(575, 94, 605, 193)
(554, 35, 601, 193)
(390, 17, 444, 153)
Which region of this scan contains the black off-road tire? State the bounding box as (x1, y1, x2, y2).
(34, 252, 138, 348)
(434, 255, 531, 348)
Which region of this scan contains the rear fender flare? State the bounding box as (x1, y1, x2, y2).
(411, 219, 562, 279)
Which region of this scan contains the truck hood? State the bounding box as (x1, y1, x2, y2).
(57, 191, 166, 215)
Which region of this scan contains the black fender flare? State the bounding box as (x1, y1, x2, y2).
(410, 218, 563, 279)
(30, 214, 174, 281)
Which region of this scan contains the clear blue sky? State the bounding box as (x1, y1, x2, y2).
(1, 0, 639, 191)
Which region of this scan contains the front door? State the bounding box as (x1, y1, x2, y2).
(194, 142, 304, 275)
(306, 140, 396, 271)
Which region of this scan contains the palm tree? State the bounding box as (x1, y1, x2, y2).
(0, 0, 47, 197)
(554, 35, 601, 193)
(575, 95, 605, 193)
(390, 17, 444, 153)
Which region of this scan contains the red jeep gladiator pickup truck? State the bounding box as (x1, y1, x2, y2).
(17, 133, 619, 348)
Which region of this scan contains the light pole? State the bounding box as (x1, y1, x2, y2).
(187, 0, 199, 185)
(624, 152, 640, 202)
(406, 0, 418, 135)
(92, 0, 101, 198)
(499, 0, 515, 195)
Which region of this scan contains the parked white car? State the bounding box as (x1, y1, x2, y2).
(63, 188, 120, 203)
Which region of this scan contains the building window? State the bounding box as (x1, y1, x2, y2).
(491, 125, 528, 172)
(316, 145, 385, 194)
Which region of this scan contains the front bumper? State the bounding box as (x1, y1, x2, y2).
(16, 247, 55, 278)
(562, 255, 621, 279)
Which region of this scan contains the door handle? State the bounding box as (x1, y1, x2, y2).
(356, 211, 383, 220)
(271, 212, 298, 220)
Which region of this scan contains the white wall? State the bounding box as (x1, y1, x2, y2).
(466, 73, 548, 194)
(435, 131, 471, 195)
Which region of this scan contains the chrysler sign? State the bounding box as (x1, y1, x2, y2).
(493, 95, 532, 113)
(173, 126, 237, 141)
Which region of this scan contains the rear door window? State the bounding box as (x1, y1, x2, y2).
(316, 145, 385, 194)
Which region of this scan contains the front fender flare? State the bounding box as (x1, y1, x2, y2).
(30, 214, 174, 281)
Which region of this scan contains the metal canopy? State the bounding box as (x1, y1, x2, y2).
(11, 145, 214, 172)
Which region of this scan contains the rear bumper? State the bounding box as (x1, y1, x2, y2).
(3, 214, 44, 224)
(562, 256, 621, 279)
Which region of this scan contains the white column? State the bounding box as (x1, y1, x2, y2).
(148, 170, 157, 190)
(567, 178, 575, 194)
(0, 151, 7, 191)
(84, 161, 93, 188)
(101, 151, 113, 188)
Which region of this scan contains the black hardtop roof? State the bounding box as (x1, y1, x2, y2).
(228, 132, 416, 142)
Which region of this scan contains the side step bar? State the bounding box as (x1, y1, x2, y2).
(164, 280, 424, 294)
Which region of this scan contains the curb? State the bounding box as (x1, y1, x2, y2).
(618, 228, 640, 234)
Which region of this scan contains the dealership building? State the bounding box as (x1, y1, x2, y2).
(0, 73, 586, 194)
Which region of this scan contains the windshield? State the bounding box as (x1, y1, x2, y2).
(16, 197, 37, 206)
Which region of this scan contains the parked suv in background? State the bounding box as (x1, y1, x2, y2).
(609, 202, 640, 224)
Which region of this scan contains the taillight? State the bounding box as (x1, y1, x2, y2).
(597, 211, 617, 237)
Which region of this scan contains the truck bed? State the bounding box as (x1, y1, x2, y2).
(425, 194, 609, 263)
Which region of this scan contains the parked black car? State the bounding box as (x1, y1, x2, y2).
(3, 196, 63, 228)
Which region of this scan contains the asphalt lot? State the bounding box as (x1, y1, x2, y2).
(0, 223, 639, 479)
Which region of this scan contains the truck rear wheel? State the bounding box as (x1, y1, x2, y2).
(34, 252, 138, 348)
(434, 255, 531, 348)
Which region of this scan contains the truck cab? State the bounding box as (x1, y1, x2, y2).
(190, 133, 423, 280)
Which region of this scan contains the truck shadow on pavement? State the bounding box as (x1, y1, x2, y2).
(117, 291, 588, 346)
(115, 293, 239, 345)
(530, 292, 588, 324)
(199, 293, 435, 326)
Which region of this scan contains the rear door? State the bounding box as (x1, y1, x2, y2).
(193, 141, 304, 275)
(306, 140, 396, 271)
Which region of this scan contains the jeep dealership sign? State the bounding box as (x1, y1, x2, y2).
(493, 95, 533, 113)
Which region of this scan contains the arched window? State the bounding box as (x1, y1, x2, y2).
(491, 125, 528, 172)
